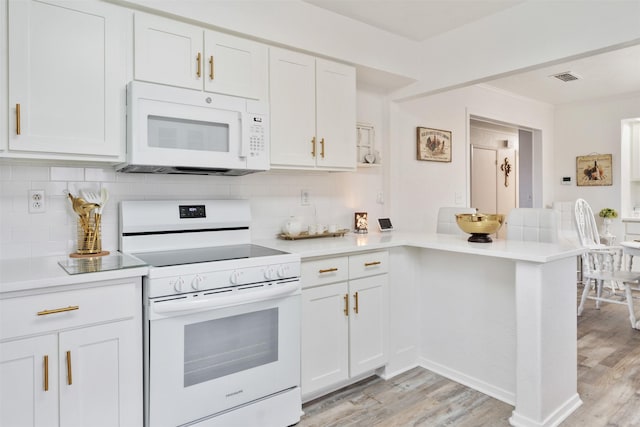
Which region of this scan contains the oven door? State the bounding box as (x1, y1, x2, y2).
(147, 288, 300, 427)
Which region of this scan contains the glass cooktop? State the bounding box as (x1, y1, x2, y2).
(132, 244, 289, 267)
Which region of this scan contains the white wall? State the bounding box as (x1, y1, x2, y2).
(388, 85, 555, 232)
(553, 92, 640, 239)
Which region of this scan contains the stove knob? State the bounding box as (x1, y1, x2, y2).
(264, 267, 276, 280)
(173, 277, 185, 293)
(191, 275, 204, 290)
(277, 265, 289, 278)
(230, 271, 241, 285)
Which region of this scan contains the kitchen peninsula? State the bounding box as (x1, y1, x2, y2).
(260, 232, 584, 427)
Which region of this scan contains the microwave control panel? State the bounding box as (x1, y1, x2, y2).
(248, 115, 266, 155)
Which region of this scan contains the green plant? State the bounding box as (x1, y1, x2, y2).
(598, 208, 618, 219)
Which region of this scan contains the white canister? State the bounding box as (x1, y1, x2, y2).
(282, 217, 302, 236)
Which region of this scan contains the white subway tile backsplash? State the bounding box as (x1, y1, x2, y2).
(85, 167, 116, 182)
(10, 165, 49, 181)
(1, 164, 384, 260)
(50, 166, 84, 181)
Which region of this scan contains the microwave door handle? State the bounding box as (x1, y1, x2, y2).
(239, 115, 248, 158)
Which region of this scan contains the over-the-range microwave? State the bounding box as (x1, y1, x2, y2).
(117, 81, 269, 176)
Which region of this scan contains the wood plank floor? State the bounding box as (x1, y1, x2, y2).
(299, 287, 640, 427)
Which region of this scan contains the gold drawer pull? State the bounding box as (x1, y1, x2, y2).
(319, 267, 338, 274)
(311, 137, 316, 157)
(343, 293, 349, 316)
(66, 351, 72, 385)
(209, 55, 214, 80)
(354, 291, 359, 314)
(37, 305, 79, 316)
(196, 52, 202, 78)
(364, 261, 381, 267)
(43, 355, 49, 391)
(320, 138, 325, 158)
(16, 104, 21, 135)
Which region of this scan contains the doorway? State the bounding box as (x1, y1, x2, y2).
(470, 119, 530, 238)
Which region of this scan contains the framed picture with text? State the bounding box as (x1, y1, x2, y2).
(417, 127, 451, 162)
(576, 154, 612, 186)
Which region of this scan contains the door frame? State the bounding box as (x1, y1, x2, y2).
(466, 112, 541, 209)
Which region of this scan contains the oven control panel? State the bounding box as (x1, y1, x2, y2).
(179, 205, 206, 218)
(145, 261, 301, 298)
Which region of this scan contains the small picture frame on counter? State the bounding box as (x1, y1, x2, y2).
(354, 212, 368, 234)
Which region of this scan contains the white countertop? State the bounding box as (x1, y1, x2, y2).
(2, 232, 583, 294)
(256, 231, 584, 263)
(0, 253, 148, 294)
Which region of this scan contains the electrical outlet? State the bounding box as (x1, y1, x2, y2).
(29, 190, 46, 213)
(300, 190, 310, 206)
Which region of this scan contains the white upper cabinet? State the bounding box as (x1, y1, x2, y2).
(134, 12, 268, 101)
(270, 47, 356, 171)
(7, 0, 129, 160)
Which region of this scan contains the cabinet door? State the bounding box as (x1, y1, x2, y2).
(204, 31, 268, 100)
(269, 48, 316, 168)
(134, 12, 203, 90)
(349, 274, 389, 377)
(301, 282, 349, 397)
(58, 320, 142, 427)
(0, 335, 58, 427)
(315, 58, 356, 170)
(8, 0, 128, 157)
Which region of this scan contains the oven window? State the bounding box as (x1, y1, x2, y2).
(147, 115, 230, 152)
(183, 308, 278, 387)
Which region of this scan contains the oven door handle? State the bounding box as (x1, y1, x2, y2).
(151, 281, 300, 316)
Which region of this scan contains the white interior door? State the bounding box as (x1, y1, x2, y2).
(471, 146, 497, 214)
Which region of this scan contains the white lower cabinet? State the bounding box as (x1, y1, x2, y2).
(0, 279, 142, 427)
(301, 251, 389, 399)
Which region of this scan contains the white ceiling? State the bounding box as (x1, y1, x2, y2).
(303, 0, 640, 105)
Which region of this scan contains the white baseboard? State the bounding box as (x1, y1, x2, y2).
(418, 356, 515, 405)
(509, 393, 582, 427)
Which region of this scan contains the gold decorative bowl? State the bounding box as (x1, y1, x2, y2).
(455, 213, 505, 243)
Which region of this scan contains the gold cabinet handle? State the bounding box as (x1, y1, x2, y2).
(209, 55, 214, 80)
(343, 293, 349, 316)
(37, 305, 79, 316)
(311, 137, 316, 157)
(66, 351, 72, 385)
(354, 291, 359, 314)
(364, 261, 381, 267)
(16, 104, 21, 135)
(196, 52, 202, 78)
(320, 138, 325, 158)
(319, 267, 338, 274)
(43, 355, 49, 391)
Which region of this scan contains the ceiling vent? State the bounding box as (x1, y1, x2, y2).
(551, 71, 581, 82)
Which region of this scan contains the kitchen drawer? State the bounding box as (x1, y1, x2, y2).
(0, 281, 139, 340)
(625, 222, 640, 235)
(302, 256, 349, 289)
(349, 251, 389, 279)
